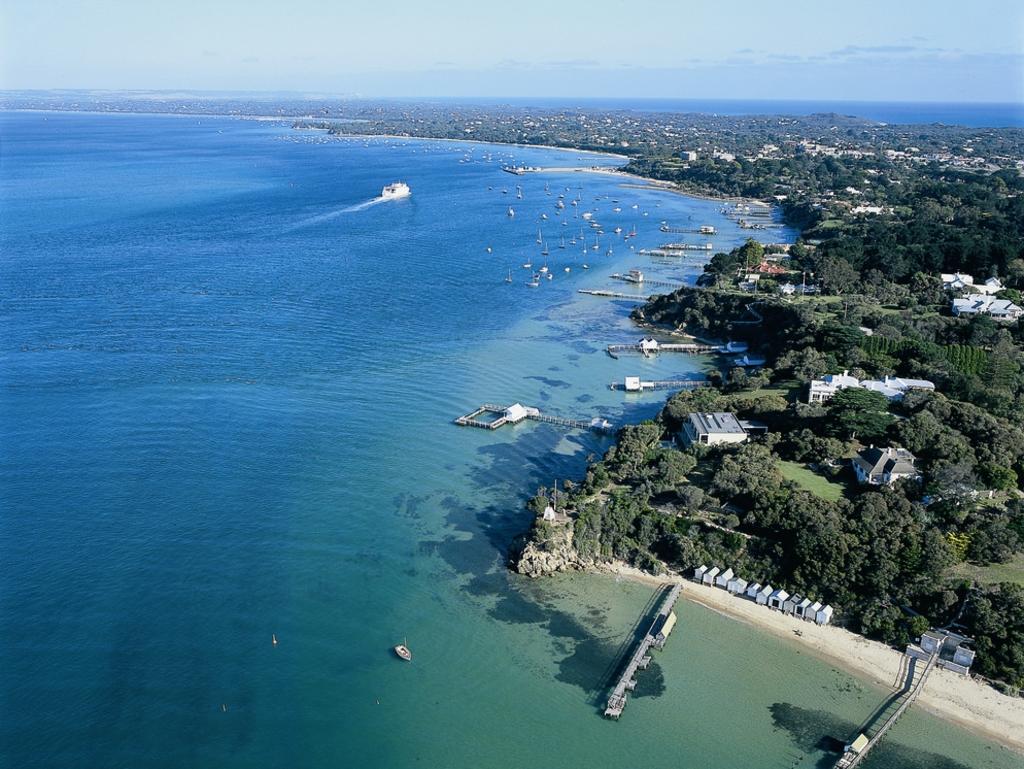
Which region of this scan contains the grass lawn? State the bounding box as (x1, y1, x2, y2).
(778, 460, 846, 502)
(954, 553, 1024, 586)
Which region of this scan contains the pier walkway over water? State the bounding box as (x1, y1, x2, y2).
(604, 583, 682, 720)
(610, 377, 707, 392)
(609, 273, 686, 290)
(578, 289, 651, 301)
(606, 339, 746, 359)
(833, 648, 939, 768)
(454, 403, 614, 434)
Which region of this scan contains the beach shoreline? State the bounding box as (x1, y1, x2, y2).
(599, 562, 1024, 754)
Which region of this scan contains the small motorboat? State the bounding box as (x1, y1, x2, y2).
(394, 642, 412, 661)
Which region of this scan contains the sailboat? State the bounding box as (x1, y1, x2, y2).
(559, 236, 566, 249)
(394, 639, 412, 661)
(592, 237, 600, 251)
(536, 228, 543, 245)
(505, 269, 513, 283)
(541, 241, 549, 256)
(516, 185, 523, 200)
(507, 207, 515, 217)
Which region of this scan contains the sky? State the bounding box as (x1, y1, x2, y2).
(1, 0, 1022, 102)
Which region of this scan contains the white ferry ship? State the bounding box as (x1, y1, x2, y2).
(381, 182, 411, 200)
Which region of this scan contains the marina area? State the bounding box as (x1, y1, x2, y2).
(4, 112, 1021, 769)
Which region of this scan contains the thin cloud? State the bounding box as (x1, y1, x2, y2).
(829, 44, 919, 56)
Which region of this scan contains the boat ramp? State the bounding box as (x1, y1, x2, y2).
(454, 402, 613, 434)
(604, 583, 682, 720)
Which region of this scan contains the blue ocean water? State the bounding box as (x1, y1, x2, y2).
(1, 112, 1019, 769)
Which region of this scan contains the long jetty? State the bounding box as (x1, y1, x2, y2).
(660, 224, 716, 235)
(604, 583, 683, 719)
(610, 378, 707, 392)
(578, 289, 651, 300)
(606, 342, 729, 359)
(657, 242, 714, 251)
(833, 649, 939, 768)
(609, 273, 686, 290)
(454, 403, 613, 434)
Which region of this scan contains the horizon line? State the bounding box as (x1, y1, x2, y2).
(3, 89, 1023, 107)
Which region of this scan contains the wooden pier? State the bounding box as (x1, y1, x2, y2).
(578, 289, 651, 300)
(610, 377, 708, 392)
(832, 649, 939, 768)
(609, 273, 686, 290)
(604, 583, 683, 719)
(606, 341, 726, 359)
(454, 403, 613, 434)
(637, 248, 703, 259)
(657, 242, 714, 251)
(659, 224, 716, 235)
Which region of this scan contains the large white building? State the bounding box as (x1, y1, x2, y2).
(807, 371, 934, 403)
(941, 273, 1004, 295)
(952, 295, 1023, 321)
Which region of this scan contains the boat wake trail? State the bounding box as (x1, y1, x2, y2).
(287, 196, 387, 230)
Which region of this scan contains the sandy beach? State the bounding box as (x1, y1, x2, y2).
(602, 563, 1024, 753)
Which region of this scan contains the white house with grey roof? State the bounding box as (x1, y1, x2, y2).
(681, 412, 750, 446)
(941, 273, 1004, 295)
(952, 295, 1023, 321)
(808, 371, 934, 403)
(807, 371, 862, 403)
(853, 446, 919, 486)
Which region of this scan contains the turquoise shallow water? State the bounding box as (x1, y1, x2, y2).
(1, 112, 1020, 769)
